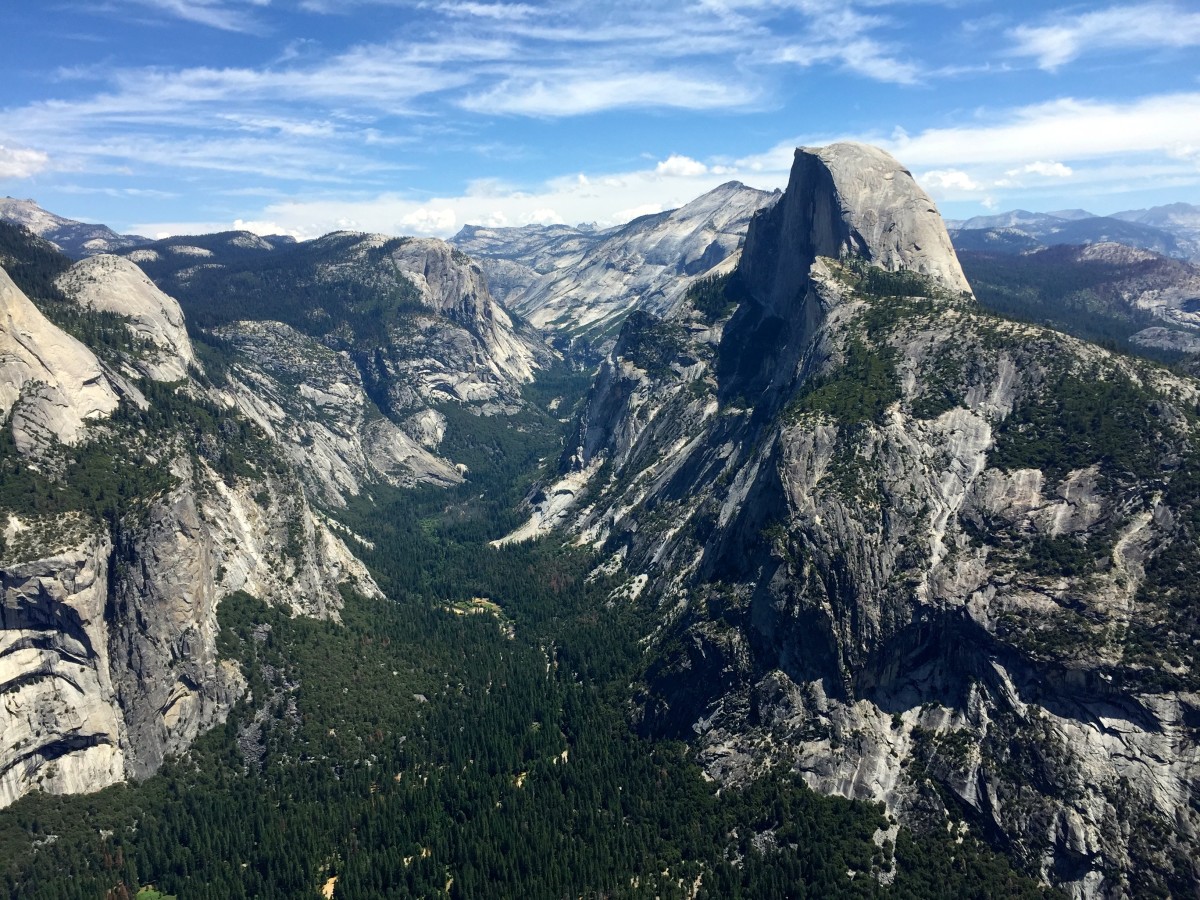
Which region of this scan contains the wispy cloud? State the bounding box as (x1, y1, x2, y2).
(885, 93, 1200, 205)
(1006, 160, 1073, 178)
(436, 2, 538, 20)
(656, 154, 710, 177)
(1, 0, 938, 186)
(132, 149, 762, 238)
(126, 0, 270, 33)
(920, 169, 980, 192)
(461, 70, 760, 116)
(57, 185, 179, 198)
(886, 93, 1200, 166)
(122, 84, 1200, 240)
(1010, 3, 1200, 70)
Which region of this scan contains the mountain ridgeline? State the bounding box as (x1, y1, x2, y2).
(451, 180, 778, 348)
(1, 144, 1199, 899)
(510, 143, 1200, 896)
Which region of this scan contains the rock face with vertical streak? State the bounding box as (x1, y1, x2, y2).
(509, 142, 1200, 897)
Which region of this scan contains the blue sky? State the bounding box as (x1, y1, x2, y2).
(2, 0, 1199, 239)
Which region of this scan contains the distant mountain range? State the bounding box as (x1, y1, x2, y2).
(0, 197, 152, 258)
(947, 202, 1200, 261)
(451, 181, 778, 346)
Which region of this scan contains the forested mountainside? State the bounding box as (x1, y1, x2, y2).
(0, 222, 375, 809)
(119, 228, 556, 505)
(2, 140, 1200, 899)
(959, 243, 1200, 361)
(511, 143, 1200, 897)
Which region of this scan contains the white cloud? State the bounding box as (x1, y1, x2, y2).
(128, 0, 267, 33)
(1006, 161, 1073, 178)
(883, 93, 1200, 167)
(1010, 3, 1200, 70)
(437, 2, 538, 20)
(0, 0, 952, 206)
(775, 36, 920, 85)
(232, 218, 307, 239)
(401, 207, 457, 234)
(0, 144, 50, 179)
(919, 169, 981, 192)
(613, 203, 663, 221)
(150, 155, 771, 240)
(656, 154, 710, 177)
(57, 184, 178, 198)
(1167, 143, 1200, 163)
(124, 97, 1200, 242)
(527, 208, 563, 225)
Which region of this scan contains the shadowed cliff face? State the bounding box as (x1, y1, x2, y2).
(507, 142, 1200, 897)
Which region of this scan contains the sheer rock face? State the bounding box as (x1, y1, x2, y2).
(0, 267, 119, 453)
(109, 454, 378, 778)
(511, 143, 1200, 896)
(0, 526, 125, 808)
(291, 233, 553, 419)
(215, 320, 462, 507)
(0, 252, 382, 806)
(0, 451, 381, 803)
(388, 238, 545, 390)
(55, 254, 197, 382)
(743, 143, 970, 315)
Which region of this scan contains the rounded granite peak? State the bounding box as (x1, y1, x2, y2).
(56, 254, 197, 382)
(741, 141, 972, 317)
(801, 141, 971, 296)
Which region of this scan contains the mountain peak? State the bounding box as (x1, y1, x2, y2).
(741, 142, 970, 320)
(0, 197, 148, 258)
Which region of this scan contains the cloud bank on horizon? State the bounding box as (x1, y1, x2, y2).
(2, 0, 1198, 239)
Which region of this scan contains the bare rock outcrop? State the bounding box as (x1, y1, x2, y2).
(215, 319, 462, 506)
(0, 248, 383, 807)
(55, 254, 197, 381)
(0, 266, 119, 453)
(455, 182, 778, 344)
(0, 523, 125, 807)
(0, 448, 382, 803)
